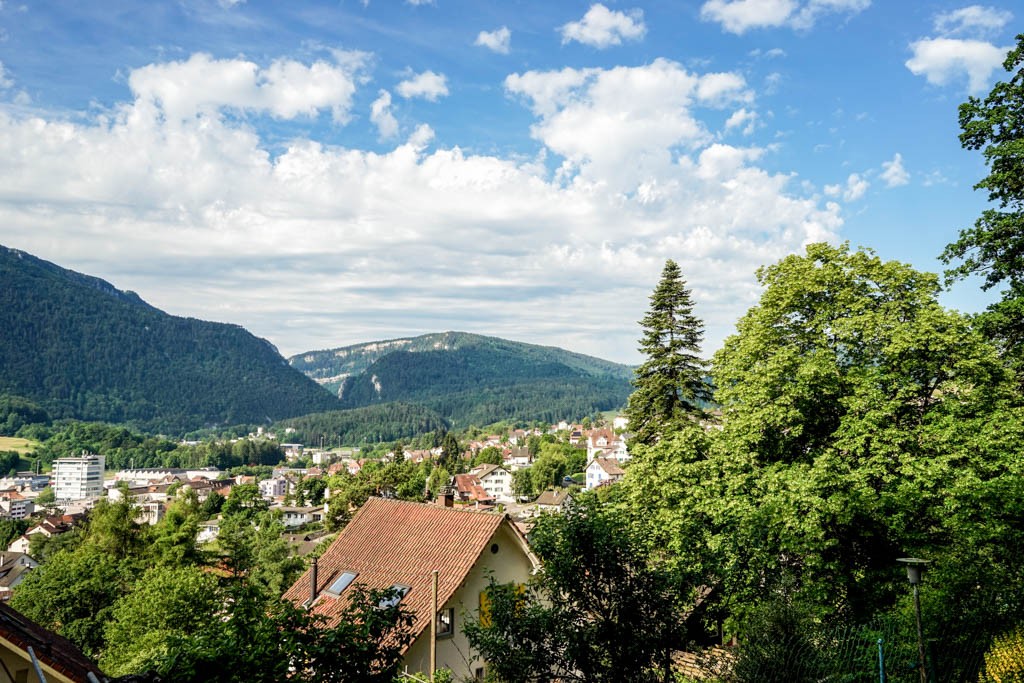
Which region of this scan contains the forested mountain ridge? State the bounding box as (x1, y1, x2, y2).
(0, 245, 341, 433)
(291, 333, 634, 427)
(291, 331, 634, 393)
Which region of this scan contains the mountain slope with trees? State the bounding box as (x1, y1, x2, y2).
(291, 332, 634, 426)
(0, 245, 341, 433)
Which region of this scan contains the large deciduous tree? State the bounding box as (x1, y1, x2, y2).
(464, 495, 691, 683)
(621, 243, 1023, 652)
(625, 259, 709, 445)
(942, 34, 1024, 361)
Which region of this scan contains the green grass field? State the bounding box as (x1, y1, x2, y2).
(0, 437, 39, 455)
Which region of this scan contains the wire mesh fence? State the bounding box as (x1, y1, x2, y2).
(682, 616, 991, 682)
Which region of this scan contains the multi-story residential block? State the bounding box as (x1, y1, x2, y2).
(53, 455, 105, 502)
(0, 498, 34, 520)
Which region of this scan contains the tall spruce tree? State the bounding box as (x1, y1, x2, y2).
(625, 260, 709, 445)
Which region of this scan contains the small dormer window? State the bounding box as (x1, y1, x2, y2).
(325, 571, 358, 597)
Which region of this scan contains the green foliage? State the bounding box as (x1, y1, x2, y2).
(426, 466, 451, 499)
(625, 260, 710, 446)
(0, 394, 49, 436)
(942, 35, 1024, 361)
(10, 546, 131, 657)
(0, 518, 28, 550)
(153, 583, 416, 683)
(701, 243, 1015, 623)
(438, 432, 462, 473)
(613, 242, 1024, 680)
(530, 450, 568, 493)
(464, 495, 690, 683)
(221, 483, 269, 521)
(0, 450, 18, 477)
(86, 493, 148, 560)
(473, 445, 504, 467)
(278, 403, 450, 446)
(981, 625, 1024, 683)
(728, 598, 828, 683)
(150, 490, 207, 566)
(511, 467, 535, 499)
(0, 245, 340, 434)
(295, 476, 328, 506)
(101, 565, 221, 676)
(200, 490, 225, 518)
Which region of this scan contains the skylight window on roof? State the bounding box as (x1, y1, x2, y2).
(325, 571, 358, 596)
(378, 583, 411, 609)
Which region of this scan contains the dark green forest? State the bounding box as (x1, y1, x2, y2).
(278, 402, 450, 445)
(334, 347, 631, 426)
(0, 246, 341, 434)
(289, 331, 634, 395)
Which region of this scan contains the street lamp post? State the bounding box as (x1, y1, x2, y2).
(897, 557, 930, 683)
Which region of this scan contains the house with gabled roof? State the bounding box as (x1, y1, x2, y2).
(585, 457, 625, 490)
(533, 488, 571, 514)
(469, 464, 513, 502)
(283, 497, 540, 681)
(452, 473, 495, 506)
(0, 602, 106, 682)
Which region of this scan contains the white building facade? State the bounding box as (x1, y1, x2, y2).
(53, 455, 105, 502)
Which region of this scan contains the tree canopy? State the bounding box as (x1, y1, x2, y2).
(942, 33, 1024, 362)
(464, 495, 691, 683)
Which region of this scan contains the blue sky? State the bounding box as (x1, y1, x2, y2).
(0, 0, 1018, 363)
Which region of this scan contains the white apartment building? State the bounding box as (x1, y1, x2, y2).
(53, 455, 105, 502)
(0, 499, 34, 520)
(259, 476, 289, 499)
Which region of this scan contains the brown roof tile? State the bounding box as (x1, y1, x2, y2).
(594, 457, 625, 475)
(283, 497, 511, 646)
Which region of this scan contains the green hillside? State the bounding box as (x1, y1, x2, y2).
(278, 403, 450, 445)
(291, 333, 634, 427)
(0, 245, 341, 433)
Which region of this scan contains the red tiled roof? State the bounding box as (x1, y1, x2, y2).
(0, 602, 105, 682)
(283, 498, 512, 646)
(452, 474, 492, 502)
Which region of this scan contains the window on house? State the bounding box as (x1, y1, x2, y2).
(378, 583, 411, 609)
(324, 571, 358, 596)
(437, 607, 455, 638)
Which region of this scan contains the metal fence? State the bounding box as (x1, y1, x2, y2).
(683, 617, 991, 682)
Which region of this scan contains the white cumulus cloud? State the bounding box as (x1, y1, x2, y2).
(560, 4, 646, 48)
(475, 27, 511, 54)
(370, 90, 399, 140)
(880, 153, 909, 187)
(127, 52, 365, 123)
(700, 0, 869, 34)
(842, 173, 868, 201)
(934, 5, 1012, 37)
(395, 70, 449, 101)
(506, 59, 753, 192)
(906, 37, 1008, 94)
(906, 6, 1012, 94)
(725, 108, 758, 135)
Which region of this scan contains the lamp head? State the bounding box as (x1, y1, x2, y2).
(897, 557, 930, 585)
